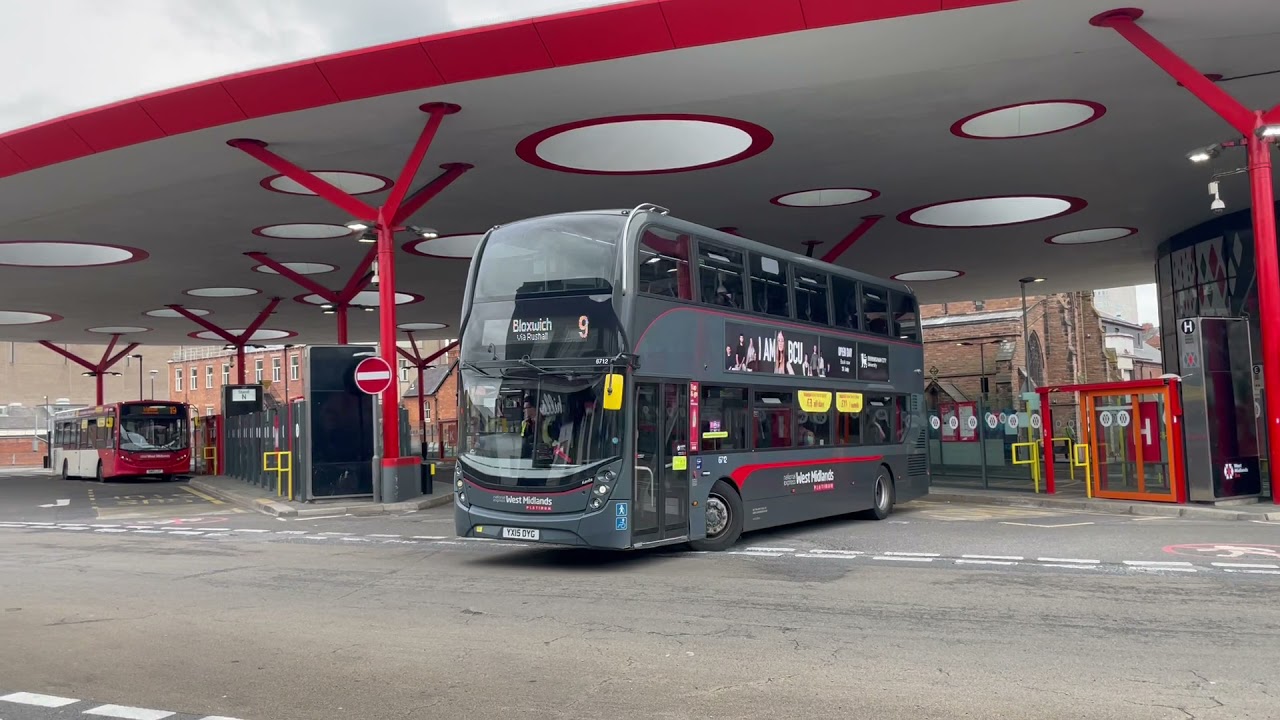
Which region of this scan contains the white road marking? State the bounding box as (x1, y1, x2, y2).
(200, 528, 231, 531)
(133, 530, 165, 534)
(806, 549, 865, 555)
(411, 535, 447, 540)
(1211, 562, 1280, 569)
(1223, 568, 1280, 575)
(38, 498, 70, 508)
(961, 554, 1023, 560)
(797, 553, 859, 559)
(956, 559, 1018, 566)
(85, 704, 175, 719)
(275, 530, 307, 535)
(89, 524, 120, 528)
(166, 530, 204, 536)
(368, 534, 402, 538)
(321, 532, 353, 536)
(882, 551, 940, 557)
(746, 546, 796, 552)
(1123, 561, 1193, 567)
(1039, 563, 1100, 570)
(999, 521, 1096, 528)
(1038, 557, 1100, 564)
(872, 555, 933, 562)
(94, 528, 129, 533)
(297, 515, 346, 520)
(233, 529, 270, 533)
(729, 550, 787, 557)
(1, 691, 80, 707)
(1131, 516, 1173, 521)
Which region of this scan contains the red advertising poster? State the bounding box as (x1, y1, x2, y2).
(689, 382, 700, 453)
(1123, 401, 1162, 464)
(957, 401, 978, 443)
(939, 402, 959, 442)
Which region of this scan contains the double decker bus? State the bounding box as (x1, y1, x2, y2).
(51, 401, 192, 481)
(454, 206, 927, 551)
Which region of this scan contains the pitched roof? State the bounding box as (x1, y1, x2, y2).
(404, 361, 456, 398)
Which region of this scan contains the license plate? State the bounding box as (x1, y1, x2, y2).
(502, 527, 540, 540)
(145, 469, 164, 475)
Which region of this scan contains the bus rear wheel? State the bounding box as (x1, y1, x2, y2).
(691, 479, 742, 552)
(860, 466, 895, 521)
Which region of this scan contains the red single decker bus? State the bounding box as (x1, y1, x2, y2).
(51, 401, 192, 482)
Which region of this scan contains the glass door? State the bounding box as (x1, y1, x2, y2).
(1085, 388, 1176, 502)
(633, 381, 691, 543)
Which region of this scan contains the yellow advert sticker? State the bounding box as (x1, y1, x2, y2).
(837, 392, 864, 414)
(798, 391, 832, 413)
(672, 456, 688, 471)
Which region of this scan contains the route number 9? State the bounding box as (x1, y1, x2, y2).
(578, 315, 590, 339)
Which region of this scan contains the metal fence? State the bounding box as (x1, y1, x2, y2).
(926, 392, 1050, 493)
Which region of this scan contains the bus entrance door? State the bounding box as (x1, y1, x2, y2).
(633, 381, 690, 544)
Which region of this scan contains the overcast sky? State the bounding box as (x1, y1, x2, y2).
(0, 0, 628, 132)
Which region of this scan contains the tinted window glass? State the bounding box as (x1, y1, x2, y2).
(700, 386, 748, 452)
(637, 227, 692, 299)
(835, 403, 862, 445)
(698, 243, 745, 309)
(833, 275, 860, 330)
(797, 394, 831, 446)
(753, 391, 794, 448)
(894, 395, 910, 443)
(794, 269, 830, 325)
(864, 395, 894, 444)
(475, 214, 623, 300)
(749, 253, 790, 318)
(862, 286, 890, 336)
(892, 292, 920, 342)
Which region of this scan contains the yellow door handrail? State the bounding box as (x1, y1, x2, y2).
(263, 451, 294, 499)
(1011, 441, 1042, 493)
(1072, 443, 1093, 499)
(202, 445, 218, 476)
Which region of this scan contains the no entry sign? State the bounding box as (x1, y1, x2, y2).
(354, 356, 394, 395)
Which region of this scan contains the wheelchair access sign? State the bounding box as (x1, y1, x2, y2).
(615, 501, 628, 531)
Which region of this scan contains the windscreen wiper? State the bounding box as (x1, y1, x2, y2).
(461, 361, 492, 377)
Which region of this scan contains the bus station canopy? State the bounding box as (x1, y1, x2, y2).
(0, 0, 1276, 346)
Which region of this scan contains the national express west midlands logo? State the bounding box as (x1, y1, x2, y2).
(493, 494, 555, 512)
(783, 468, 836, 493)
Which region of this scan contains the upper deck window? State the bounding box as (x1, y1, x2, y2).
(637, 227, 692, 300)
(698, 242, 745, 310)
(833, 275, 860, 330)
(862, 285, 890, 336)
(749, 253, 790, 319)
(474, 214, 623, 301)
(793, 269, 830, 325)
(892, 291, 920, 342)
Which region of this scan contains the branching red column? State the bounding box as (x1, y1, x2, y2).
(1092, 7, 1280, 502)
(820, 216, 884, 264)
(167, 299, 281, 385)
(38, 336, 140, 405)
(376, 218, 401, 460)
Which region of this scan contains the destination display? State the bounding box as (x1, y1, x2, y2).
(464, 295, 620, 361)
(723, 321, 890, 382)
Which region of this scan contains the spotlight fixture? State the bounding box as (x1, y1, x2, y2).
(1187, 146, 1219, 164)
(356, 231, 376, 244)
(408, 226, 439, 239)
(345, 220, 370, 232)
(1256, 124, 1280, 139)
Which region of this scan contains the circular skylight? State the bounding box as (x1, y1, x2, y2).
(88, 326, 149, 334)
(262, 171, 390, 196)
(952, 101, 1106, 139)
(191, 328, 295, 342)
(398, 322, 447, 331)
(254, 223, 354, 240)
(0, 311, 58, 325)
(186, 287, 260, 298)
(146, 307, 210, 318)
(891, 270, 963, 282)
(254, 262, 337, 275)
(297, 291, 420, 306)
(771, 188, 879, 207)
(404, 234, 484, 259)
(0, 241, 146, 267)
(516, 114, 773, 175)
(899, 195, 1086, 228)
(1046, 227, 1137, 245)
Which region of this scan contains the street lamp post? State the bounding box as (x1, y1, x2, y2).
(1018, 277, 1045, 391)
(149, 369, 158, 400)
(132, 353, 144, 400)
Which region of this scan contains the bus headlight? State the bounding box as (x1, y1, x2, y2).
(455, 479, 464, 490)
(593, 484, 610, 496)
(589, 497, 604, 510)
(596, 469, 616, 484)
(458, 492, 467, 505)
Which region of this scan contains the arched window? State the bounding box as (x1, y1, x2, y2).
(1027, 331, 1045, 388)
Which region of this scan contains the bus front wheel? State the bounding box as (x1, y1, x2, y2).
(691, 479, 742, 552)
(860, 466, 895, 521)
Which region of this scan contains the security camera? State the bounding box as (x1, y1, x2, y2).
(1209, 181, 1225, 214)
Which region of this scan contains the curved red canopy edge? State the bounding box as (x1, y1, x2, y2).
(0, 0, 1011, 179)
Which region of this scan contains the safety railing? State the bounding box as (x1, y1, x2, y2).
(1072, 442, 1092, 499)
(263, 451, 293, 499)
(1011, 442, 1042, 493)
(202, 445, 218, 476)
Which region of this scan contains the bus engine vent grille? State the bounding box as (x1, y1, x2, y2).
(907, 453, 928, 477)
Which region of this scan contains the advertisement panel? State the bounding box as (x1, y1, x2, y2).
(723, 321, 890, 382)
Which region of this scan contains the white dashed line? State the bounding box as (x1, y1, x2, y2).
(805, 549, 865, 555)
(1038, 557, 1099, 564)
(1123, 561, 1193, 567)
(1222, 568, 1280, 575)
(166, 530, 204, 536)
(956, 559, 1018, 566)
(1, 691, 80, 707)
(275, 530, 307, 535)
(89, 524, 120, 528)
(873, 555, 933, 562)
(94, 528, 129, 533)
(1038, 563, 1100, 570)
(962, 554, 1023, 561)
(85, 703, 175, 719)
(411, 535, 447, 540)
(1211, 562, 1280, 569)
(368, 534, 402, 538)
(746, 546, 795, 552)
(882, 551, 940, 557)
(133, 530, 165, 534)
(234, 529, 271, 533)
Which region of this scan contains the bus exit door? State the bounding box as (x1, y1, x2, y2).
(633, 381, 690, 544)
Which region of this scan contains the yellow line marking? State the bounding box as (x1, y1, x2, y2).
(180, 486, 224, 505)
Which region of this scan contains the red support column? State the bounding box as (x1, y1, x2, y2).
(228, 139, 378, 221)
(820, 216, 884, 264)
(376, 217, 401, 462)
(247, 249, 376, 343)
(38, 337, 139, 405)
(336, 306, 350, 344)
(168, 300, 280, 385)
(1248, 117, 1280, 504)
(236, 346, 247, 385)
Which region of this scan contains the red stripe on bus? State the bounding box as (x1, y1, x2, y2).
(729, 455, 884, 487)
(464, 478, 591, 496)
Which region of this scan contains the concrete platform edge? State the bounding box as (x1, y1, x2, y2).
(189, 478, 453, 518)
(924, 489, 1280, 522)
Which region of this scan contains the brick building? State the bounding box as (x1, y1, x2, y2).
(921, 292, 1125, 408)
(404, 344, 460, 458)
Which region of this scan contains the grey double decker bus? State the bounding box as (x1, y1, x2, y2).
(453, 206, 928, 551)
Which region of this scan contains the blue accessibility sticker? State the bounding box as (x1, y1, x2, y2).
(615, 501, 628, 517)
(616, 516, 628, 531)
